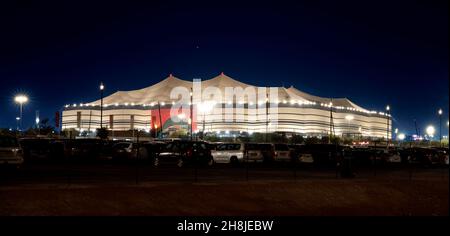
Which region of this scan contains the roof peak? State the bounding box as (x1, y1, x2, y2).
(165, 73, 181, 80)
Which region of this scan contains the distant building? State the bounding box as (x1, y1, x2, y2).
(62, 73, 392, 138)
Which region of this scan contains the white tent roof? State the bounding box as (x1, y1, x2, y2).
(286, 86, 369, 112)
(91, 73, 369, 112)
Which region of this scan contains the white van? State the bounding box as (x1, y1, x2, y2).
(212, 143, 264, 164)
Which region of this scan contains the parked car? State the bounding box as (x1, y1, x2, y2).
(292, 145, 314, 163)
(304, 144, 343, 167)
(18, 138, 67, 162)
(0, 136, 24, 168)
(212, 143, 267, 164)
(111, 142, 139, 161)
(20, 138, 51, 161)
(155, 140, 213, 167)
(273, 143, 291, 161)
(431, 147, 449, 166)
(66, 139, 111, 162)
(212, 143, 244, 164)
(140, 141, 166, 163)
(206, 142, 222, 151)
(367, 146, 402, 164)
(258, 143, 276, 163)
(400, 147, 435, 167)
(242, 143, 265, 163)
(48, 140, 66, 161)
(288, 144, 299, 156)
(350, 147, 383, 166)
(384, 149, 402, 163)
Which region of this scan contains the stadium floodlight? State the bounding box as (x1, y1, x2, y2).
(426, 125, 435, 137)
(14, 94, 29, 131)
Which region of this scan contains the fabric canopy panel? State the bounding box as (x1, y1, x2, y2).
(89, 73, 370, 112)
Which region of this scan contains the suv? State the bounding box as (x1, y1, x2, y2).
(258, 143, 276, 163)
(66, 139, 111, 162)
(304, 144, 343, 167)
(111, 142, 139, 161)
(350, 147, 381, 166)
(19, 138, 66, 162)
(384, 149, 402, 163)
(273, 143, 291, 161)
(156, 140, 213, 167)
(0, 136, 24, 168)
(293, 145, 314, 163)
(212, 143, 245, 164)
(242, 143, 265, 163)
(431, 147, 449, 166)
(140, 141, 166, 163)
(400, 147, 435, 167)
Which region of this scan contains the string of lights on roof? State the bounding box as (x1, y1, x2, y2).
(64, 99, 392, 117)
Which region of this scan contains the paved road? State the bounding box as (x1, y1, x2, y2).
(1, 160, 448, 186)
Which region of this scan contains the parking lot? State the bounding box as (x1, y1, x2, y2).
(1, 137, 448, 216)
(1, 137, 449, 185)
(0, 162, 448, 216)
(1, 160, 448, 185)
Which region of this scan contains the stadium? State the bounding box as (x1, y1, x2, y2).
(62, 73, 392, 139)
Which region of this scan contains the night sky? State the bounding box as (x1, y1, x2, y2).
(0, 0, 448, 136)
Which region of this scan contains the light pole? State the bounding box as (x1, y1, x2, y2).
(14, 95, 29, 131)
(157, 101, 163, 138)
(266, 89, 269, 143)
(426, 125, 435, 146)
(202, 106, 206, 139)
(394, 128, 398, 144)
(199, 101, 213, 140)
(386, 105, 390, 147)
(36, 110, 40, 135)
(16, 117, 20, 131)
(438, 109, 442, 147)
(190, 88, 193, 141)
(397, 132, 405, 147)
(200, 102, 206, 140)
(100, 82, 105, 129)
(447, 120, 449, 147)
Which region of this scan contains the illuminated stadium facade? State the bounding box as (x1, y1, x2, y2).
(62, 73, 392, 139)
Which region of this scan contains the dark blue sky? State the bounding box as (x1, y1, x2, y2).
(0, 0, 448, 136)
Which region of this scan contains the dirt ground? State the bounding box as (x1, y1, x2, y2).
(0, 178, 448, 216)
